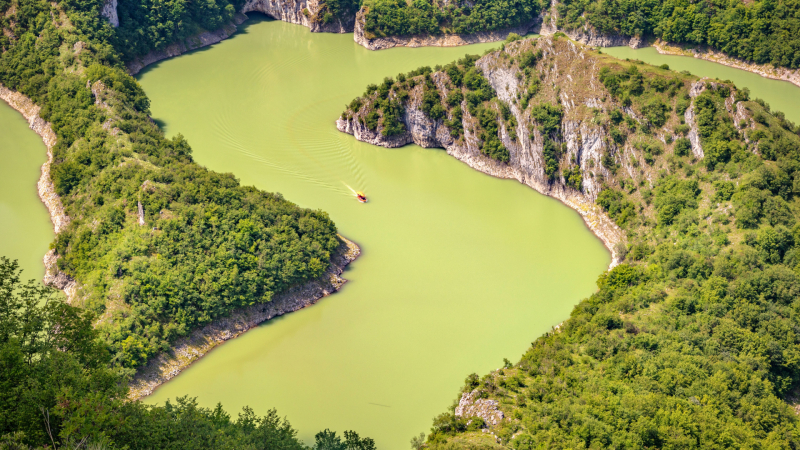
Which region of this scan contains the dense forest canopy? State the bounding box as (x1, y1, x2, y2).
(342, 35, 800, 448)
(0, 0, 342, 371)
(0, 0, 374, 445)
(362, 0, 543, 39)
(556, 0, 800, 69)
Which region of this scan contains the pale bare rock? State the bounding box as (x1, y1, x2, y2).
(242, 0, 353, 33)
(539, 24, 644, 49)
(127, 236, 360, 400)
(455, 389, 505, 427)
(0, 84, 78, 301)
(337, 38, 626, 267)
(354, 7, 539, 50)
(684, 79, 712, 159)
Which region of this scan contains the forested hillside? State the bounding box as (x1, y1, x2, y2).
(341, 34, 800, 448)
(357, 0, 800, 72)
(1, 257, 375, 448)
(360, 0, 543, 39)
(1, 0, 344, 372)
(0, 0, 373, 445)
(555, 0, 800, 70)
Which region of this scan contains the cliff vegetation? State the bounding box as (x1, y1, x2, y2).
(0, 0, 373, 446)
(361, 0, 543, 39)
(1, 0, 343, 373)
(341, 35, 800, 448)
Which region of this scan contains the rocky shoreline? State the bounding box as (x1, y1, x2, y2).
(1, 83, 363, 400)
(126, 13, 249, 75)
(0, 85, 79, 301)
(336, 39, 626, 267)
(353, 8, 539, 50)
(120, 2, 800, 95)
(652, 39, 800, 89)
(337, 115, 623, 268)
(128, 236, 360, 400)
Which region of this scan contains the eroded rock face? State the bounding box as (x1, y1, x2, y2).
(337, 38, 627, 267)
(242, 0, 354, 33)
(684, 79, 711, 159)
(539, 21, 644, 49)
(455, 389, 504, 427)
(101, 0, 118, 27)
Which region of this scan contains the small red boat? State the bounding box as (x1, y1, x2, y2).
(356, 191, 368, 203)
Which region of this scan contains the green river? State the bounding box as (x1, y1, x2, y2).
(0, 16, 798, 448)
(0, 102, 52, 281)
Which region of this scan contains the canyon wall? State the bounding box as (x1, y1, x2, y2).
(338, 38, 631, 266)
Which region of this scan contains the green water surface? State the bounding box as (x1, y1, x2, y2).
(0, 102, 53, 281)
(4, 20, 799, 449)
(137, 17, 608, 447)
(604, 46, 800, 123)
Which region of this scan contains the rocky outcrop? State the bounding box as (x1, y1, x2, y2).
(0, 84, 77, 300)
(653, 39, 800, 89)
(354, 7, 538, 50)
(242, 0, 353, 33)
(338, 38, 626, 267)
(125, 0, 356, 75)
(683, 79, 719, 159)
(455, 389, 504, 427)
(100, 0, 118, 27)
(539, 22, 644, 49)
(128, 235, 360, 399)
(126, 13, 249, 75)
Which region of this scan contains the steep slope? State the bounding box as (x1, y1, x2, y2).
(338, 36, 669, 263)
(1, 0, 357, 375)
(339, 35, 800, 447)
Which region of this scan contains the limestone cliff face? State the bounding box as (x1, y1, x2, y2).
(242, 0, 354, 33)
(100, 0, 118, 27)
(338, 37, 631, 266)
(539, 21, 644, 49)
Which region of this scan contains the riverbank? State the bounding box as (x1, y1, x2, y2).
(128, 235, 360, 400)
(1, 82, 364, 401)
(0, 85, 78, 301)
(126, 13, 249, 75)
(353, 8, 538, 50)
(336, 116, 623, 268)
(651, 39, 800, 89)
(335, 37, 626, 266)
